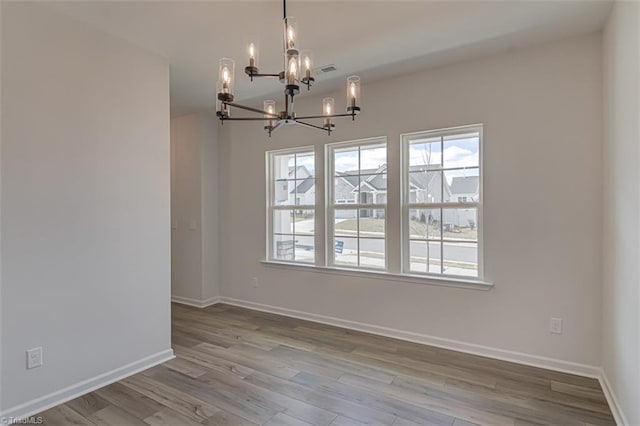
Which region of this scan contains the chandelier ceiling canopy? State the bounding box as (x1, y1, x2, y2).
(216, 0, 361, 136)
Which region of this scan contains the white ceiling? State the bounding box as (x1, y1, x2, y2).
(48, 1, 612, 117)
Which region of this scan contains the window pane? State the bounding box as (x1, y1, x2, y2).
(273, 234, 295, 261)
(409, 171, 441, 203)
(442, 208, 478, 241)
(295, 152, 315, 178)
(443, 242, 478, 277)
(334, 176, 358, 204)
(359, 209, 385, 238)
(293, 178, 315, 205)
(409, 138, 442, 167)
(334, 147, 359, 175)
(294, 234, 315, 263)
(272, 153, 296, 181)
(443, 133, 479, 169)
(294, 210, 315, 235)
(274, 179, 295, 205)
(273, 210, 293, 234)
(360, 174, 386, 203)
(409, 240, 442, 273)
(360, 143, 386, 171)
(409, 208, 441, 240)
(360, 238, 385, 269)
(445, 168, 479, 203)
(335, 209, 357, 237)
(334, 236, 357, 267)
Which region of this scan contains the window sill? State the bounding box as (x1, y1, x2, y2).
(260, 260, 494, 290)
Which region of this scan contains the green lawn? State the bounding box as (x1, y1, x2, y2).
(335, 218, 477, 240)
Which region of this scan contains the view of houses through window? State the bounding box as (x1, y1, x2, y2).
(329, 139, 387, 269)
(403, 125, 481, 277)
(266, 125, 482, 280)
(269, 148, 316, 263)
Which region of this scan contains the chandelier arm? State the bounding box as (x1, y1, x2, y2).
(224, 102, 279, 118)
(248, 73, 281, 78)
(294, 113, 356, 120)
(271, 121, 284, 133)
(218, 117, 270, 121)
(295, 120, 330, 132)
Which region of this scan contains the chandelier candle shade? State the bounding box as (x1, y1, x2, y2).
(215, 0, 361, 136)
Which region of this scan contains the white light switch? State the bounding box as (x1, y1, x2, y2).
(27, 347, 43, 369)
(189, 220, 197, 231)
(550, 318, 563, 334)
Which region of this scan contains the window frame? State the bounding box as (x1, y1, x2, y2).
(400, 124, 484, 280)
(325, 136, 389, 271)
(266, 146, 317, 265)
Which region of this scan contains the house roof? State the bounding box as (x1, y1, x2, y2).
(291, 177, 315, 194)
(450, 176, 479, 194)
(300, 164, 462, 195)
(288, 165, 312, 179)
(337, 164, 445, 192)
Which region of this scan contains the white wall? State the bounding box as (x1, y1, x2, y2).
(0, 2, 172, 415)
(602, 2, 640, 424)
(171, 113, 220, 304)
(219, 34, 603, 367)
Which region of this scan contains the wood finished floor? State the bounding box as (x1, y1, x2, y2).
(39, 303, 615, 426)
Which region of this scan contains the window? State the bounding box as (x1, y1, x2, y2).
(327, 138, 387, 270)
(267, 147, 315, 264)
(402, 125, 482, 278)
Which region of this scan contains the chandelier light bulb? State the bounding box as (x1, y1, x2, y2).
(287, 26, 295, 49)
(264, 100, 276, 129)
(346, 76, 361, 113)
(218, 58, 235, 98)
(287, 56, 298, 85)
(248, 43, 257, 68)
(322, 97, 335, 129)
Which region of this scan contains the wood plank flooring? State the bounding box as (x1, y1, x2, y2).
(38, 303, 615, 426)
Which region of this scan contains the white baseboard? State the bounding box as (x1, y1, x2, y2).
(598, 369, 628, 426)
(218, 297, 602, 379)
(171, 295, 221, 308)
(0, 349, 175, 422)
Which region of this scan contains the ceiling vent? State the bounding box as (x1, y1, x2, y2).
(318, 64, 337, 73)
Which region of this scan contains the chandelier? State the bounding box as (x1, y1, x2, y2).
(215, 0, 361, 136)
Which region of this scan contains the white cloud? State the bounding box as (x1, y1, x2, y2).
(442, 145, 478, 168)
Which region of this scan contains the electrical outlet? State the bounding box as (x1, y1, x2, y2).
(550, 318, 563, 334)
(251, 277, 259, 288)
(26, 347, 43, 369)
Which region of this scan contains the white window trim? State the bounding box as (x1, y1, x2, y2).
(400, 124, 484, 280)
(266, 146, 316, 264)
(262, 128, 491, 290)
(325, 136, 389, 271)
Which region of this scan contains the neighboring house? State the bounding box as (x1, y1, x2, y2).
(279, 164, 476, 229)
(290, 177, 315, 207)
(450, 176, 479, 203)
(275, 165, 315, 208)
(444, 175, 479, 229)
